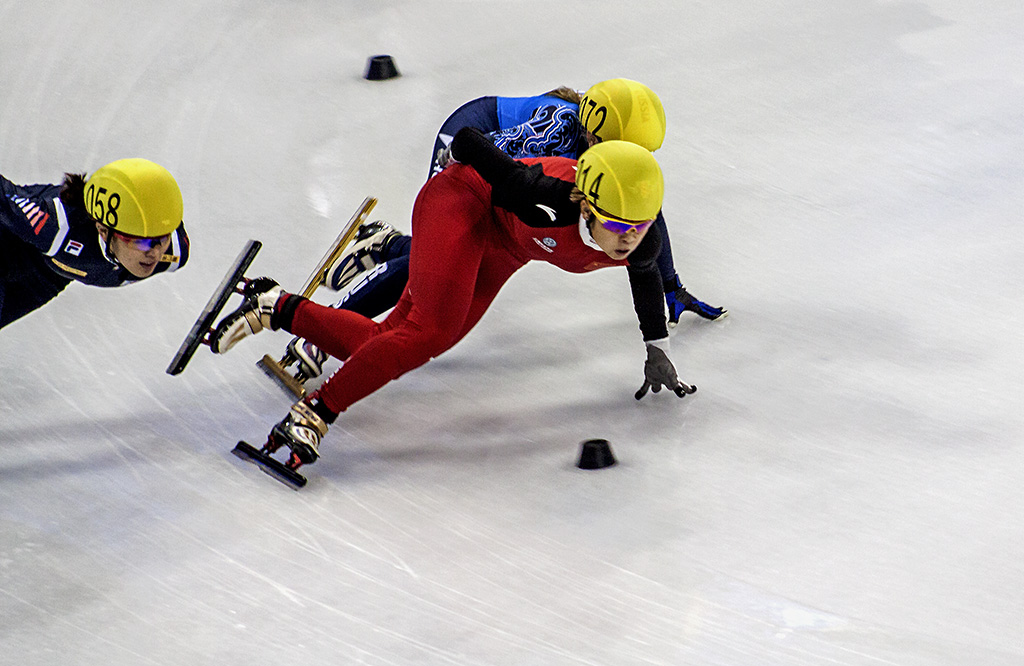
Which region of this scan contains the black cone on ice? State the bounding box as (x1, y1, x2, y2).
(364, 55, 400, 80)
(577, 439, 616, 469)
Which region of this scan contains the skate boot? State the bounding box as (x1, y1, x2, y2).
(210, 277, 283, 353)
(285, 336, 328, 380)
(268, 401, 329, 468)
(326, 221, 401, 291)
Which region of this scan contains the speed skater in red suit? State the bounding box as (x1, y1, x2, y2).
(210, 127, 693, 473)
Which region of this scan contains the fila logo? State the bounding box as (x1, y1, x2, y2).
(10, 195, 50, 234)
(65, 240, 84, 256)
(532, 236, 556, 253)
(534, 204, 557, 222)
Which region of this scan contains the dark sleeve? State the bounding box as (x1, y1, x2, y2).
(626, 229, 669, 342)
(0, 177, 61, 252)
(450, 127, 579, 228)
(652, 211, 680, 288)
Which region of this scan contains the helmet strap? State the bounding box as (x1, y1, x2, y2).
(96, 226, 122, 267)
(578, 212, 602, 251)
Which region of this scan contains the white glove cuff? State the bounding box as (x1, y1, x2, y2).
(646, 337, 670, 353)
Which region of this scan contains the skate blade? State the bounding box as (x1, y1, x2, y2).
(257, 354, 307, 399)
(232, 441, 307, 489)
(166, 239, 262, 375)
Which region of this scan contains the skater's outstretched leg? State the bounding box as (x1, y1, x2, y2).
(331, 255, 410, 319)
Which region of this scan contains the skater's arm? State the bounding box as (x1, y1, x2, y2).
(626, 231, 694, 400)
(450, 127, 578, 228)
(625, 230, 669, 343)
(0, 178, 63, 252)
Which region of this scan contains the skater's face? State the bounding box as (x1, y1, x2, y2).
(98, 223, 172, 278)
(583, 202, 652, 261)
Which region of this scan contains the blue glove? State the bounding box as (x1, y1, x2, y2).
(664, 278, 727, 326)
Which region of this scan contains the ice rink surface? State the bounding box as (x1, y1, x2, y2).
(2, 1, 1023, 664)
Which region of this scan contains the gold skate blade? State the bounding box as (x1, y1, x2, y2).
(257, 354, 307, 398)
(299, 196, 377, 298)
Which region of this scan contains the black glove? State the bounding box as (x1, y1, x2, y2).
(664, 277, 727, 326)
(635, 339, 696, 400)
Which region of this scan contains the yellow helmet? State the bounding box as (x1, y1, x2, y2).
(84, 158, 182, 237)
(575, 140, 664, 221)
(579, 78, 667, 151)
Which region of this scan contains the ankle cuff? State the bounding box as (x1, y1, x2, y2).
(307, 395, 339, 424)
(273, 293, 304, 331)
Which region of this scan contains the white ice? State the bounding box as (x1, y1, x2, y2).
(2, 1, 1023, 664)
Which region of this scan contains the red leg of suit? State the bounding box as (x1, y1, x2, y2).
(288, 166, 524, 414)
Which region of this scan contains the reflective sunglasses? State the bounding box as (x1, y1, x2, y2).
(590, 207, 655, 235)
(113, 230, 172, 251)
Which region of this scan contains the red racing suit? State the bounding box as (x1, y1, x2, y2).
(287, 127, 667, 415)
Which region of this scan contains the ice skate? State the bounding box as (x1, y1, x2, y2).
(269, 400, 329, 467)
(285, 337, 328, 380)
(210, 277, 282, 353)
(166, 239, 262, 375)
(326, 220, 400, 291)
(256, 337, 327, 399)
(233, 401, 329, 489)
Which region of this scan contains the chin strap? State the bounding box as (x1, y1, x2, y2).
(96, 228, 121, 267)
(578, 212, 602, 251)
